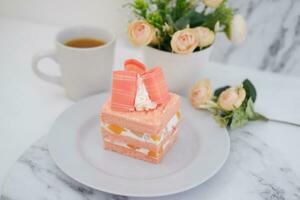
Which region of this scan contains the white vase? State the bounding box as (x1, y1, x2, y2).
(143, 46, 212, 96)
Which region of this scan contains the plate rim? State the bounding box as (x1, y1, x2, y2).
(48, 92, 230, 197)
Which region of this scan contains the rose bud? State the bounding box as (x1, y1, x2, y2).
(189, 79, 213, 108)
(227, 14, 247, 44)
(218, 86, 246, 111)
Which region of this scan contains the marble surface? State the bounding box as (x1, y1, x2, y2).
(1, 129, 300, 200)
(211, 0, 300, 76)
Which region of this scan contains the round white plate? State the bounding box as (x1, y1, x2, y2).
(48, 93, 230, 197)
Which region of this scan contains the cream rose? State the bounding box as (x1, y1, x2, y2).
(228, 14, 247, 44)
(202, 0, 224, 8)
(218, 86, 246, 111)
(171, 28, 198, 54)
(127, 20, 156, 47)
(189, 79, 213, 108)
(194, 26, 215, 48)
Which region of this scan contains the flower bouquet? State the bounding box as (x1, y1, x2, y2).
(125, 0, 247, 95)
(127, 0, 246, 54)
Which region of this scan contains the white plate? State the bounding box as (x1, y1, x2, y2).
(48, 93, 230, 197)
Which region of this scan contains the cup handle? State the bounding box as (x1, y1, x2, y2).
(32, 50, 62, 85)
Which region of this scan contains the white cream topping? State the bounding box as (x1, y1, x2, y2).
(101, 113, 180, 145)
(134, 75, 157, 111)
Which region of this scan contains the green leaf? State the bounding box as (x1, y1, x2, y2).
(174, 14, 191, 30)
(131, 0, 149, 19)
(171, 0, 195, 21)
(213, 114, 229, 128)
(243, 79, 257, 102)
(202, 2, 233, 30)
(214, 85, 230, 98)
(230, 107, 248, 129)
(149, 0, 172, 25)
(245, 98, 268, 121)
(174, 10, 206, 29)
(189, 11, 207, 28)
(245, 98, 256, 120)
(147, 12, 164, 30)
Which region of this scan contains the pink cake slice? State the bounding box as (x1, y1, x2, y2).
(100, 92, 181, 164)
(104, 129, 178, 164)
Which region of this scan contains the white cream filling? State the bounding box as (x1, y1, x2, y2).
(166, 113, 178, 133)
(136, 148, 149, 154)
(162, 139, 171, 150)
(104, 132, 175, 156)
(101, 113, 180, 145)
(104, 139, 150, 155)
(134, 75, 157, 111)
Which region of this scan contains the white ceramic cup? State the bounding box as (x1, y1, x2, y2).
(32, 26, 115, 101)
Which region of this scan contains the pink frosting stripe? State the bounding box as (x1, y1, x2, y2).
(111, 70, 138, 112)
(142, 67, 170, 105)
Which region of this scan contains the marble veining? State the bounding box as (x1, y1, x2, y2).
(1, 130, 299, 200)
(229, 131, 300, 200)
(212, 0, 300, 76)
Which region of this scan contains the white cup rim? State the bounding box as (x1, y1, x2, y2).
(56, 25, 116, 51)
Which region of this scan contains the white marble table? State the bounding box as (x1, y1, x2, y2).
(1, 17, 300, 200)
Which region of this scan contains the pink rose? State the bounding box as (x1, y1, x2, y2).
(128, 20, 157, 47)
(171, 28, 198, 54)
(218, 86, 246, 111)
(194, 26, 215, 48)
(189, 79, 213, 108)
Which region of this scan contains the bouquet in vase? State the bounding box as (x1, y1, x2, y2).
(126, 0, 246, 54)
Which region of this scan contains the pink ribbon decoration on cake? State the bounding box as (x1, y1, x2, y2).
(141, 67, 170, 105)
(111, 70, 137, 112)
(111, 59, 170, 112)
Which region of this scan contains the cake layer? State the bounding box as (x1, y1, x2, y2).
(103, 129, 177, 164)
(100, 93, 180, 134)
(101, 125, 178, 152)
(101, 112, 180, 145)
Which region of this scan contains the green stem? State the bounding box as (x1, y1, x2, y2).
(201, 5, 207, 14)
(268, 118, 300, 128)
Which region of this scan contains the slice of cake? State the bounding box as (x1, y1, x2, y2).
(100, 59, 181, 164)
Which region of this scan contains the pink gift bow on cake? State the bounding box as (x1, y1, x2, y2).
(111, 59, 170, 112)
